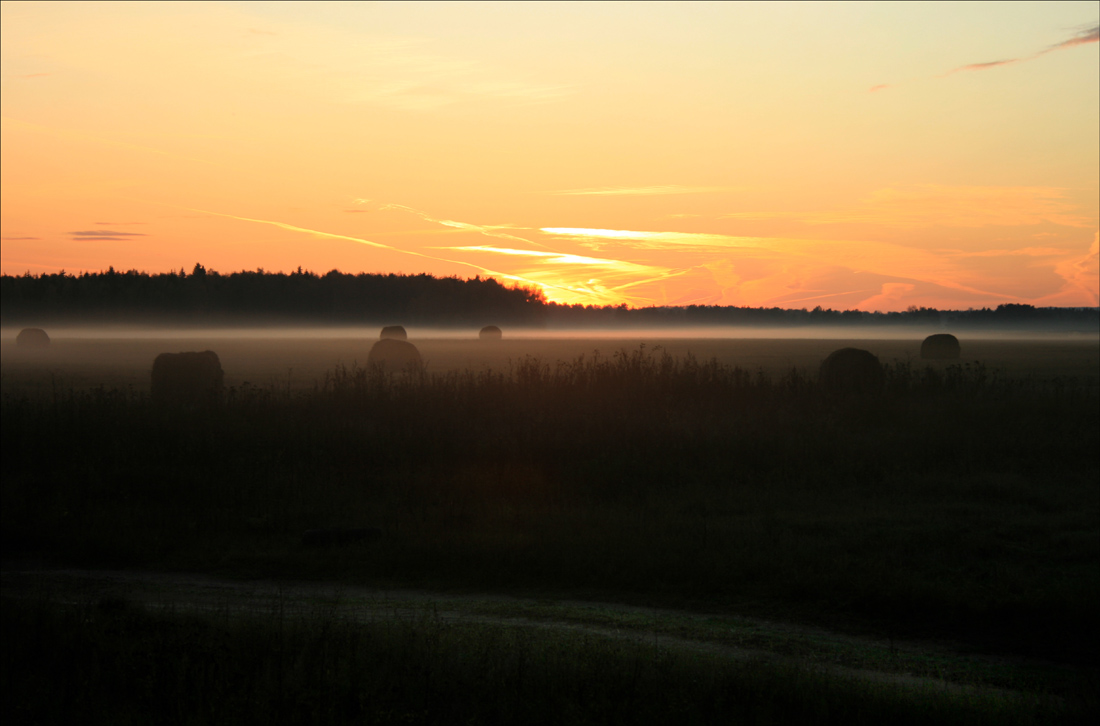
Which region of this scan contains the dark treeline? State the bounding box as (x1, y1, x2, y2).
(549, 300, 1099, 331)
(0, 265, 545, 326)
(2, 265, 1097, 330)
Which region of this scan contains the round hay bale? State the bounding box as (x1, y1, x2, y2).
(920, 333, 961, 360)
(151, 350, 224, 407)
(819, 348, 884, 394)
(379, 325, 408, 340)
(16, 328, 50, 348)
(479, 325, 503, 340)
(367, 338, 423, 372)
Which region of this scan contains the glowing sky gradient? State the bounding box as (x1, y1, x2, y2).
(2, 1, 1097, 310)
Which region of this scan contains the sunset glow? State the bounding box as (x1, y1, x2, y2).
(2, 1, 1097, 310)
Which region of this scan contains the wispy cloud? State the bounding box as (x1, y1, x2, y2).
(872, 24, 1098, 91)
(804, 185, 1091, 228)
(71, 230, 146, 236)
(180, 205, 564, 296)
(542, 227, 656, 240)
(724, 186, 1091, 229)
(161, 198, 1095, 310)
(340, 202, 676, 304)
(1043, 23, 1099, 52)
(70, 229, 148, 241)
(442, 245, 651, 270)
(536, 224, 1026, 304)
(437, 244, 676, 306)
(955, 246, 1067, 258)
(1, 236, 40, 241)
(1048, 231, 1100, 305)
(858, 283, 919, 311)
(776, 288, 881, 307)
(720, 211, 792, 221)
(541, 227, 765, 252)
(944, 24, 1098, 76)
(363, 199, 555, 250)
(948, 58, 1018, 74)
(547, 185, 735, 197)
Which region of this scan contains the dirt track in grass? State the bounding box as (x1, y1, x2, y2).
(1, 567, 1075, 705)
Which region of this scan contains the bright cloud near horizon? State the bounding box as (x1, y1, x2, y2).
(2, 1, 1097, 311)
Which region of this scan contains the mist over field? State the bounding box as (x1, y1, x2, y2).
(3, 322, 1100, 342)
(3, 322, 1097, 404)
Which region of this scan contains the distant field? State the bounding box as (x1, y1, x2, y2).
(2, 328, 1097, 394)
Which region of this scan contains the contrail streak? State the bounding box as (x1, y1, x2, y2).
(178, 206, 562, 294)
(370, 201, 557, 250)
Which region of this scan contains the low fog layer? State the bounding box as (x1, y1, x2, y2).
(4, 328, 1097, 401)
(3, 324, 1098, 343)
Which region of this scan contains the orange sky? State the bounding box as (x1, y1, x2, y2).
(2, 1, 1097, 310)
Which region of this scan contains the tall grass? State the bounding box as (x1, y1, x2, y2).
(2, 597, 1083, 726)
(2, 347, 1097, 663)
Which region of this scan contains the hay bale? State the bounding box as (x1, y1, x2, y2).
(379, 325, 408, 340)
(301, 527, 381, 547)
(479, 325, 503, 340)
(151, 350, 224, 407)
(16, 328, 50, 348)
(920, 333, 961, 360)
(819, 348, 884, 394)
(367, 338, 423, 372)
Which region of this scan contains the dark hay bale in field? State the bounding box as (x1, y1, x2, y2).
(921, 333, 961, 360)
(367, 338, 423, 372)
(379, 325, 408, 340)
(151, 350, 224, 407)
(15, 328, 50, 348)
(301, 527, 382, 547)
(819, 348, 884, 394)
(479, 325, 503, 340)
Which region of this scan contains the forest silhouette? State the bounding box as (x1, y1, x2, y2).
(2, 265, 1097, 330)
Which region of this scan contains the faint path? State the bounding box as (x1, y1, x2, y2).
(0, 567, 1070, 704)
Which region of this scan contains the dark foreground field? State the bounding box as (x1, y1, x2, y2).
(4, 571, 1089, 726)
(2, 332, 1098, 723)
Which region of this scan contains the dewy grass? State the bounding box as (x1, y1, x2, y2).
(2, 346, 1097, 666)
(1, 596, 1084, 726)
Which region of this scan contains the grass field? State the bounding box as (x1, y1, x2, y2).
(2, 328, 1098, 722)
(2, 327, 1098, 393)
(8, 591, 1086, 726)
(6, 583, 1091, 726)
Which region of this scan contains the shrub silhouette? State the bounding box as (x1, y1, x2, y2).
(367, 338, 423, 372)
(479, 325, 503, 340)
(921, 333, 961, 360)
(151, 351, 224, 408)
(16, 328, 50, 348)
(379, 325, 407, 340)
(819, 348, 884, 394)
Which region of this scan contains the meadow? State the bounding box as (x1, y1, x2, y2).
(2, 328, 1098, 722)
(2, 327, 1097, 394)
